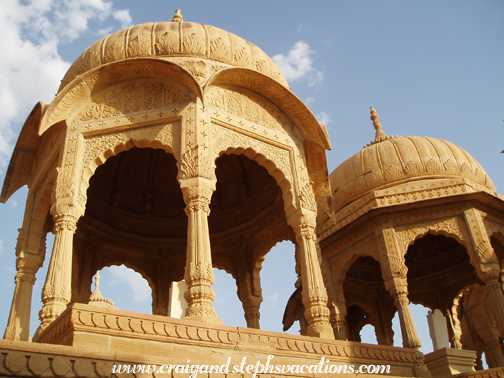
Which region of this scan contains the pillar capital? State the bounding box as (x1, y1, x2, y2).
(50, 198, 85, 223)
(288, 210, 317, 235)
(180, 177, 215, 205)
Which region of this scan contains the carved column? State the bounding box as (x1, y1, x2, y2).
(485, 339, 504, 368)
(387, 277, 422, 349)
(376, 225, 422, 349)
(35, 202, 82, 338)
(180, 177, 221, 324)
(4, 252, 43, 341)
(289, 212, 334, 339)
(237, 274, 262, 329)
(331, 305, 348, 340)
(480, 267, 504, 338)
(464, 210, 504, 337)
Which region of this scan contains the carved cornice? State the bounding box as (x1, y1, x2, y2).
(319, 178, 492, 241)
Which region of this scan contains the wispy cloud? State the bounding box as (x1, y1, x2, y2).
(108, 265, 151, 302)
(315, 111, 331, 126)
(267, 293, 278, 307)
(273, 41, 324, 88)
(0, 0, 132, 173)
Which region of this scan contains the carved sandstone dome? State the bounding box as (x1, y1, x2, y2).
(330, 135, 495, 213)
(59, 17, 288, 92)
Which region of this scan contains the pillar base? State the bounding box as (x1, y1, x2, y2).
(424, 348, 476, 378)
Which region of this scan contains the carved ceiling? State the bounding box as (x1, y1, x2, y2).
(83, 147, 285, 241)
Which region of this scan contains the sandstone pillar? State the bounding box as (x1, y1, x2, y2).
(4, 252, 43, 341)
(290, 213, 334, 339)
(485, 339, 504, 368)
(35, 202, 82, 338)
(180, 177, 220, 324)
(481, 268, 504, 338)
(386, 277, 422, 349)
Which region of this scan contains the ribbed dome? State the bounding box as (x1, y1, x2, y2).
(330, 135, 495, 213)
(59, 14, 288, 92)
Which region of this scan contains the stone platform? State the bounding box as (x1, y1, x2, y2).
(6, 303, 431, 377)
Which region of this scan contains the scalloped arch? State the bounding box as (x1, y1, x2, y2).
(402, 227, 478, 271)
(95, 262, 156, 312)
(80, 136, 178, 202)
(217, 147, 294, 215)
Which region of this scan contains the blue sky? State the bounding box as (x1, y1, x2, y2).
(0, 0, 502, 353)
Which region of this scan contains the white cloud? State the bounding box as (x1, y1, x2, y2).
(267, 293, 278, 307)
(0, 239, 3, 254)
(0, 0, 132, 173)
(315, 111, 331, 126)
(273, 41, 324, 87)
(108, 265, 151, 302)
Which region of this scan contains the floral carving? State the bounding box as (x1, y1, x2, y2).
(179, 145, 215, 181)
(155, 31, 178, 55)
(183, 60, 207, 82)
(182, 33, 206, 56)
(74, 81, 189, 123)
(127, 34, 151, 57)
(299, 182, 317, 211)
(207, 86, 289, 134)
(210, 37, 231, 62)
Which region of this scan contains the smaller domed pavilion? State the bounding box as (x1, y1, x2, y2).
(316, 107, 504, 369)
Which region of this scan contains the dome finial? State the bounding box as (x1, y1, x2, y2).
(172, 9, 183, 22)
(89, 271, 115, 308)
(94, 272, 100, 290)
(370, 107, 388, 143)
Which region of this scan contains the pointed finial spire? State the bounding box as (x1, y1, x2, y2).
(94, 272, 100, 290)
(172, 9, 183, 22)
(370, 107, 388, 143)
(89, 271, 115, 308)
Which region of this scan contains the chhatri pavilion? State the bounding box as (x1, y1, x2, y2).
(1, 10, 504, 378)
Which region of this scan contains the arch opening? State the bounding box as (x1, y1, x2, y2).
(73, 146, 187, 316)
(343, 256, 395, 346)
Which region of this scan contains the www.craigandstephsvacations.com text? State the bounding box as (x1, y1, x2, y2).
(112, 356, 391, 377)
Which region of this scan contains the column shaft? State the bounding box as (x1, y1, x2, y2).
(4, 261, 38, 341)
(484, 275, 504, 337)
(181, 178, 221, 324)
(35, 213, 77, 338)
(293, 215, 334, 339)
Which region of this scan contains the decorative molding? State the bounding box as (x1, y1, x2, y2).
(32, 304, 421, 368)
